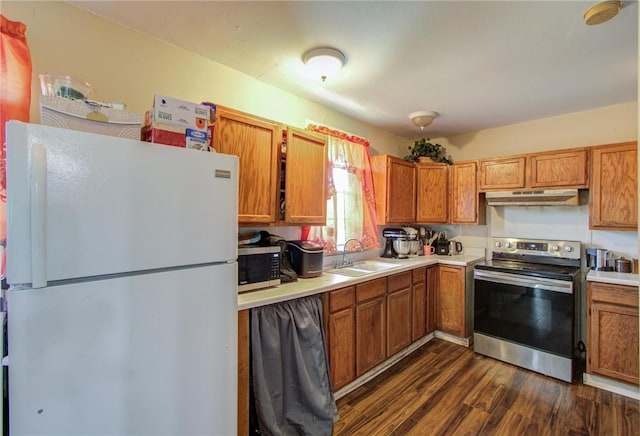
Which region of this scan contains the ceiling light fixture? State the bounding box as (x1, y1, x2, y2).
(409, 111, 439, 130)
(303, 47, 346, 82)
(583, 1, 622, 25)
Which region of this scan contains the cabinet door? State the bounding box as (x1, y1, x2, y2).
(587, 282, 639, 386)
(284, 128, 327, 225)
(426, 266, 438, 334)
(416, 163, 448, 223)
(529, 149, 588, 188)
(450, 161, 484, 224)
(411, 273, 426, 342)
(372, 155, 415, 224)
(437, 265, 465, 337)
(590, 142, 637, 230)
(327, 287, 356, 390)
(387, 288, 412, 357)
(214, 108, 280, 224)
(328, 307, 356, 390)
(356, 297, 386, 376)
(479, 156, 526, 191)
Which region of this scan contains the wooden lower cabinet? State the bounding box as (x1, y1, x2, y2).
(587, 281, 639, 386)
(425, 265, 438, 334)
(326, 286, 356, 391)
(436, 265, 466, 337)
(238, 309, 250, 436)
(411, 267, 426, 341)
(356, 278, 387, 376)
(387, 271, 412, 356)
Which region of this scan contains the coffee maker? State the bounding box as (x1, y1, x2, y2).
(586, 248, 614, 271)
(381, 228, 407, 258)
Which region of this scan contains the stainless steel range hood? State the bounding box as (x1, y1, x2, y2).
(485, 189, 580, 206)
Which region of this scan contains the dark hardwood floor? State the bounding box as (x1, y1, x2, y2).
(334, 339, 639, 435)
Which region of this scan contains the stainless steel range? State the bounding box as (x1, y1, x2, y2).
(473, 237, 581, 383)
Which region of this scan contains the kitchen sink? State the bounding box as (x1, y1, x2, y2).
(326, 260, 401, 277)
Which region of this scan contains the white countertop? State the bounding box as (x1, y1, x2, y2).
(238, 254, 485, 310)
(586, 270, 640, 287)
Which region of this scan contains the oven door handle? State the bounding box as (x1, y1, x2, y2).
(474, 270, 573, 294)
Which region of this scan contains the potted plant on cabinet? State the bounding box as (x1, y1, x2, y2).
(404, 138, 453, 164)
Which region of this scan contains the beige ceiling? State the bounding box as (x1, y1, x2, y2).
(69, 1, 638, 139)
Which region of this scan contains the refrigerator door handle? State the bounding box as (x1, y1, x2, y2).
(30, 142, 47, 288)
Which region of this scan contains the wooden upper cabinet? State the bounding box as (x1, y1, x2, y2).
(450, 161, 485, 224)
(478, 156, 526, 191)
(587, 281, 639, 386)
(371, 155, 416, 224)
(416, 163, 448, 224)
(283, 127, 327, 225)
(214, 107, 280, 225)
(528, 148, 588, 188)
(590, 141, 638, 231)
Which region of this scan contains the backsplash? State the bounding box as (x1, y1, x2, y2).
(489, 205, 638, 262)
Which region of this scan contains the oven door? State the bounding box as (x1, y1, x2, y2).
(474, 269, 574, 358)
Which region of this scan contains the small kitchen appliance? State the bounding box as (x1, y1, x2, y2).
(238, 245, 281, 292)
(474, 237, 582, 383)
(286, 240, 324, 278)
(435, 233, 450, 255)
(381, 228, 407, 258)
(449, 240, 463, 255)
(585, 248, 614, 271)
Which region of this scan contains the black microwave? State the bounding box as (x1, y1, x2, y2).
(237, 246, 281, 293)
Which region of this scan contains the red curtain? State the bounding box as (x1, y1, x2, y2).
(1, 15, 32, 277)
(303, 124, 379, 255)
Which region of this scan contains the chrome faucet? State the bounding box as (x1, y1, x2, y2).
(337, 238, 365, 268)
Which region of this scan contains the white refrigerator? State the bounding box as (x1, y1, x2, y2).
(4, 121, 239, 435)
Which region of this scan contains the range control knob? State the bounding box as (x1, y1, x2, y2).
(495, 241, 503, 248)
(565, 245, 574, 252)
(551, 245, 560, 252)
(504, 242, 513, 248)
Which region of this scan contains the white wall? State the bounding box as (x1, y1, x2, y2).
(3, 1, 408, 157)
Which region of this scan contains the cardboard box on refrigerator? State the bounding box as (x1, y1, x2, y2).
(150, 95, 211, 130)
(141, 122, 210, 151)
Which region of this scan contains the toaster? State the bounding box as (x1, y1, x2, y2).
(286, 240, 324, 278)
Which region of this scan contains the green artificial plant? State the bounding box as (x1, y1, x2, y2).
(404, 138, 453, 164)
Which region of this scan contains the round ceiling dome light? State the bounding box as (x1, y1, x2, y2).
(409, 111, 439, 130)
(584, 1, 622, 25)
(303, 47, 346, 82)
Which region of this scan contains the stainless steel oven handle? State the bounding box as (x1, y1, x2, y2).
(474, 270, 573, 294)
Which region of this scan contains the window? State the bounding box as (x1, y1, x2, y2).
(302, 124, 379, 255)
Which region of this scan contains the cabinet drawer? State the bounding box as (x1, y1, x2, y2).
(356, 277, 387, 303)
(412, 267, 426, 284)
(329, 286, 355, 312)
(388, 271, 412, 292)
(588, 282, 638, 308)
